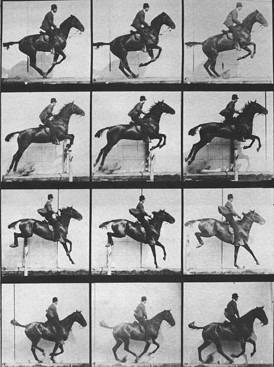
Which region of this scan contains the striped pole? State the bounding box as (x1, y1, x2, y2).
(13, 284, 16, 362)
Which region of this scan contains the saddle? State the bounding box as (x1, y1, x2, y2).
(132, 321, 145, 333)
(221, 29, 233, 39)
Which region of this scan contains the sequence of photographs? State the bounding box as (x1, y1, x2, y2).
(1, 0, 273, 85)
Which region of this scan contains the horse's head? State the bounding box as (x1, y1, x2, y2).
(254, 306, 268, 326)
(158, 100, 175, 115)
(74, 310, 87, 327)
(70, 102, 85, 117)
(69, 15, 85, 32)
(254, 10, 268, 27)
(61, 206, 83, 221)
(152, 210, 175, 224)
(243, 100, 268, 117)
(160, 12, 176, 30)
(162, 310, 176, 326)
(244, 210, 265, 225)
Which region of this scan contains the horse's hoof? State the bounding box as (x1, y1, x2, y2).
(121, 356, 127, 363)
(256, 262, 260, 265)
(163, 256, 166, 261)
(42, 74, 48, 79)
(9, 244, 18, 248)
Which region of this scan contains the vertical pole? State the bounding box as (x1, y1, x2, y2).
(221, 190, 224, 272)
(108, 7, 111, 72)
(264, 91, 267, 169)
(140, 188, 144, 269)
(56, 189, 59, 271)
(13, 284, 16, 363)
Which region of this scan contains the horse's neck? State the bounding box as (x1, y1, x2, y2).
(59, 18, 72, 40)
(150, 15, 163, 35)
(240, 310, 256, 328)
(238, 108, 256, 127)
(150, 217, 163, 232)
(149, 312, 165, 331)
(148, 109, 163, 124)
(60, 313, 75, 332)
(57, 106, 73, 124)
(242, 13, 256, 33)
(59, 214, 71, 229)
(238, 216, 253, 233)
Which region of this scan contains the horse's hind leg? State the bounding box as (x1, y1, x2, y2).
(198, 340, 211, 362)
(195, 232, 205, 248)
(148, 338, 160, 355)
(119, 59, 132, 78)
(107, 232, 124, 247)
(232, 340, 246, 358)
(243, 242, 260, 265)
(204, 58, 216, 78)
(188, 140, 208, 165)
(31, 339, 43, 363)
(28, 53, 46, 78)
(112, 339, 127, 363)
(209, 55, 220, 77)
(123, 339, 138, 361)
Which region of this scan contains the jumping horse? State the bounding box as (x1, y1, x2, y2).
(100, 309, 175, 363)
(5, 102, 85, 174)
(185, 210, 265, 268)
(188, 306, 268, 363)
(93, 12, 175, 78)
(185, 10, 268, 78)
(11, 310, 87, 363)
(3, 15, 85, 78)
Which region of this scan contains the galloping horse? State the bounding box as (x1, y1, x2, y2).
(3, 15, 85, 78)
(185, 101, 268, 166)
(5, 102, 85, 174)
(100, 309, 175, 363)
(8, 206, 83, 264)
(185, 10, 268, 78)
(93, 12, 175, 78)
(99, 209, 175, 268)
(185, 210, 265, 268)
(188, 306, 268, 364)
(11, 310, 87, 363)
(94, 101, 175, 171)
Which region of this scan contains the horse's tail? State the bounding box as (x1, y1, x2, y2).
(188, 124, 203, 136)
(184, 220, 198, 227)
(3, 41, 19, 49)
(93, 42, 110, 48)
(8, 220, 22, 229)
(10, 319, 27, 328)
(95, 126, 116, 138)
(99, 220, 113, 229)
(5, 131, 21, 142)
(188, 321, 205, 330)
(99, 320, 114, 329)
(185, 41, 203, 47)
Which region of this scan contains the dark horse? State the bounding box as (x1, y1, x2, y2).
(188, 306, 268, 363)
(99, 209, 175, 268)
(185, 10, 268, 78)
(11, 310, 87, 363)
(185, 210, 265, 268)
(5, 102, 85, 174)
(100, 309, 175, 363)
(94, 101, 175, 170)
(3, 15, 84, 78)
(8, 206, 83, 264)
(185, 101, 268, 166)
(93, 12, 175, 78)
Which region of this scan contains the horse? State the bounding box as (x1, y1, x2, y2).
(99, 209, 175, 269)
(11, 310, 87, 363)
(94, 101, 175, 171)
(185, 10, 268, 78)
(93, 12, 175, 78)
(185, 210, 265, 268)
(100, 309, 175, 363)
(5, 102, 85, 174)
(185, 101, 268, 166)
(8, 206, 83, 264)
(188, 306, 268, 364)
(3, 15, 85, 78)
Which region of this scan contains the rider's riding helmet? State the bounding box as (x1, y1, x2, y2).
(51, 98, 57, 103)
(139, 195, 145, 201)
(140, 96, 147, 101)
(232, 293, 239, 300)
(232, 94, 239, 101)
(51, 4, 57, 11)
(227, 193, 233, 200)
(143, 3, 149, 10)
(48, 194, 54, 200)
(236, 2, 243, 8)
(141, 296, 147, 302)
(52, 297, 58, 303)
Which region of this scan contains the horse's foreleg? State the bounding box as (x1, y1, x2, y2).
(150, 136, 163, 151)
(156, 241, 166, 261)
(60, 240, 75, 264)
(198, 340, 211, 363)
(66, 238, 72, 253)
(136, 341, 151, 362)
(119, 60, 132, 78)
(50, 343, 60, 363)
(52, 344, 64, 357)
(234, 245, 240, 268)
(149, 244, 158, 268)
(148, 339, 160, 356)
(215, 341, 234, 364)
(243, 242, 259, 265)
(243, 137, 255, 149)
(232, 340, 246, 358)
(140, 46, 162, 67)
(123, 339, 138, 360)
(112, 339, 127, 363)
(121, 54, 138, 79)
(209, 55, 220, 77)
(55, 50, 66, 65)
(46, 51, 66, 76)
(247, 337, 256, 356)
(237, 46, 252, 61)
(243, 135, 261, 151)
(31, 343, 43, 363)
(63, 134, 74, 150)
(158, 133, 166, 148)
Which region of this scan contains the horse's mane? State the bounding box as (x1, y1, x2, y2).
(147, 101, 162, 115)
(151, 12, 166, 26)
(242, 10, 258, 25)
(239, 307, 261, 321)
(55, 103, 73, 118)
(59, 15, 73, 29)
(241, 100, 257, 114)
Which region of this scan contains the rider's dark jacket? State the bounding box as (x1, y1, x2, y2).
(44, 200, 55, 215)
(224, 201, 239, 217)
(220, 101, 238, 121)
(136, 201, 149, 218)
(41, 11, 56, 32)
(46, 302, 59, 319)
(39, 104, 54, 123)
(224, 9, 241, 27)
(131, 10, 149, 29)
(134, 302, 147, 319)
(225, 299, 239, 318)
(128, 102, 145, 121)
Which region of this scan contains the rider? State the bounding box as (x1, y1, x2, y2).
(46, 297, 63, 342)
(223, 2, 243, 51)
(130, 195, 155, 244)
(224, 293, 240, 326)
(131, 3, 150, 52)
(41, 194, 60, 240)
(128, 96, 149, 138)
(39, 98, 60, 145)
(223, 194, 241, 247)
(134, 296, 149, 340)
(220, 94, 240, 131)
(40, 4, 58, 53)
